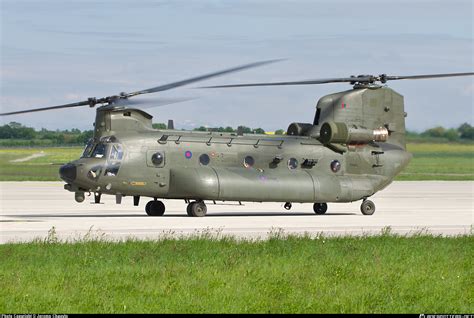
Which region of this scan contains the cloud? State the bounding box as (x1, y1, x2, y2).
(461, 83, 474, 96)
(1, 0, 472, 131)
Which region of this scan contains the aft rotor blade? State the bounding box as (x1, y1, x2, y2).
(201, 72, 474, 88)
(0, 100, 92, 116)
(384, 72, 474, 81)
(125, 59, 283, 97)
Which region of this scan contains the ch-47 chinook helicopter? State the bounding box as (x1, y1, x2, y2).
(2, 61, 473, 217)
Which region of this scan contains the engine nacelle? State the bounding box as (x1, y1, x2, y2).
(319, 122, 388, 145)
(287, 122, 314, 136)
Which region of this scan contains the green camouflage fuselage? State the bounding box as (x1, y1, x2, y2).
(62, 85, 412, 204)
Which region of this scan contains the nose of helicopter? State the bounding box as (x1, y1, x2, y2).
(59, 163, 77, 183)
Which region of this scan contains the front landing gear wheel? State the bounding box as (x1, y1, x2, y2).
(360, 199, 375, 215)
(145, 200, 165, 216)
(313, 203, 328, 215)
(187, 201, 207, 217)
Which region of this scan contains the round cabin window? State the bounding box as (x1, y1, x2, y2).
(330, 160, 341, 173)
(199, 154, 210, 166)
(151, 152, 164, 166)
(288, 158, 298, 170)
(243, 155, 255, 168)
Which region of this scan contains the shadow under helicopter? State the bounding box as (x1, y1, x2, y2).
(6, 212, 357, 218)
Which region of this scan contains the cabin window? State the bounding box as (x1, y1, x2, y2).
(151, 152, 164, 166)
(288, 158, 298, 170)
(199, 154, 210, 166)
(330, 160, 341, 173)
(243, 156, 255, 168)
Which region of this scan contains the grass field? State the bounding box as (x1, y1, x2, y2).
(397, 143, 474, 180)
(0, 233, 472, 313)
(0, 143, 472, 181)
(0, 147, 82, 181)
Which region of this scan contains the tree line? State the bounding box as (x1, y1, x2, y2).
(0, 121, 472, 146)
(0, 122, 93, 146)
(407, 123, 473, 141)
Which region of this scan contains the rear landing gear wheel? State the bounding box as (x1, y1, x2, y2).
(186, 203, 193, 216)
(360, 199, 375, 215)
(187, 201, 207, 217)
(313, 203, 328, 215)
(145, 200, 165, 216)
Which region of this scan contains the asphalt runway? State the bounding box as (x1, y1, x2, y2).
(1, 181, 472, 243)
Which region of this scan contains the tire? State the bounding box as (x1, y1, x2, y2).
(186, 203, 193, 216)
(313, 203, 328, 215)
(360, 200, 375, 215)
(189, 201, 207, 217)
(145, 201, 153, 215)
(147, 200, 165, 216)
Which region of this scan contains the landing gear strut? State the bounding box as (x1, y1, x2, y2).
(187, 201, 207, 217)
(94, 192, 101, 204)
(145, 199, 166, 216)
(360, 199, 375, 215)
(313, 203, 328, 215)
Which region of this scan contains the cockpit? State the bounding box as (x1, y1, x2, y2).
(80, 136, 124, 178)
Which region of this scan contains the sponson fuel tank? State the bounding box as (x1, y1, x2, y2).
(168, 167, 382, 203)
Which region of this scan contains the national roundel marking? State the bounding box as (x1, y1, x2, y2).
(185, 150, 193, 159)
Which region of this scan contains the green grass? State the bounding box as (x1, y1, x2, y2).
(397, 143, 474, 180)
(0, 142, 472, 181)
(0, 147, 82, 181)
(0, 233, 472, 313)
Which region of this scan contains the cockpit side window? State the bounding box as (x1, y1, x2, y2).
(109, 144, 123, 161)
(105, 144, 124, 177)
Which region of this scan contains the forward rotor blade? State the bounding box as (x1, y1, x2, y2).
(1, 59, 282, 116)
(0, 100, 92, 116)
(200, 77, 362, 88)
(112, 97, 197, 108)
(126, 59, 283, 97)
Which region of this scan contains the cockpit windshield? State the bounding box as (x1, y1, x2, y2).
(81, 141, 108, 159)
(82, 136, 123, 159)
(92, 143, 107, 158)
(82, 139, 94, 158)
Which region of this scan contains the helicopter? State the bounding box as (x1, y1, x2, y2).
(1, 61, 473, 217)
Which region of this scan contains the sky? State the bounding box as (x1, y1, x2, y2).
(1, 0, 473, 132)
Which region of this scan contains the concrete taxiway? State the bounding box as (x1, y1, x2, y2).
(1, 181, 472, 243)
